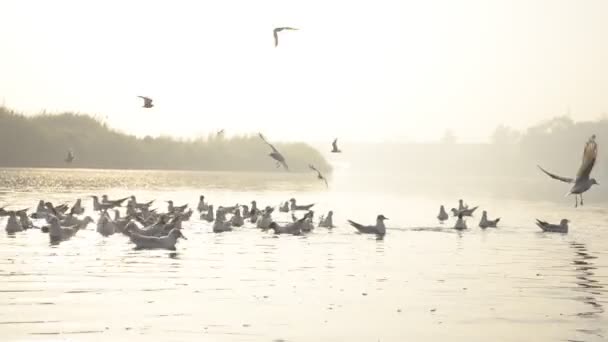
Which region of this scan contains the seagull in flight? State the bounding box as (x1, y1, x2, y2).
(309, 164, 328, 188)
(138, 96, 154, 108)
(273, 27, 298, 47)
(538, 134, 599, 207)
(259, 133, 289, 171)
(331, 138, 342, 153)
(65, 149, 75, 163)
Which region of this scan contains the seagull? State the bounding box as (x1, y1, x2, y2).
(259, 133, 289, 171)
(167, 200, 188, 214)
(318, 210, 334, 228)
(46, 215, 83, 243)
(451, 206, 478, 217)
(309, 164, 328, 187)
(273, 27, 298, 47)
(331, 138, 342, 153)
(138, 96, 154, 108)
(230, 208, 245, 227)
(289, 198, 314, 211)
(437, 205, 449, 223)
(538, 134, 599, 207)
(213, 209, 233, 233)
(5, 212, 23, 233)
(279, 201, 290, 213)
(269, 212, 310, 235)
(197, 195, 209, 212)
(458, 199, 469, 211)
(454, 214, 467, 230)
(479, 211, 500, 228)
(127, 228, 187, 250)
(348, 214, 388, 238)
(69, 199, 85, 215)
(536, 219, 569, 233)
(65, 149, 75, 163)
(201, 205, 214, 222)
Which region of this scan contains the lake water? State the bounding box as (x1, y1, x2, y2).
(0, 168, 607, 342)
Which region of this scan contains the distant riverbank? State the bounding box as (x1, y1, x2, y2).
(0, 107, 331, 173)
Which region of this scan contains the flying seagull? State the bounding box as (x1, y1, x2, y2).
(309, 164, 328, 188)
(331, 138, 342, 153)
(65, 149, 75, 163)
(138, 96, 154, 108)
(273, 27, 298, 47)
(537, 134, 599, 207)
(258, 133, 289, 171)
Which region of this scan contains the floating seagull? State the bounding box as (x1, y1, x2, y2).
(259, 133, 289, 171)
(479, 211, 500, 228)
(289, 198, 314, 211)
(96, 212, 117, 237)
(451, 206, 478, 217)
(213, 209, 233, 233)
(348, 214, 388, 238)
(309, 164, 328, 188)
(197, 195, 209, 212)
(256, 208, 273, 229)
(458, 199, 469, 211)
(69, 199, 85, 215)
(454, 214, 467, 230)
(279, 202, 290, 213)
(127, 228, 187, 250)
(269, 213, 310, 235)
(230, 208, 245, 227)
(437, 205, 449, 223)
(273, 27, 298, 47)
(17, 211, 35, 230)
(138, 96, 154, 108)
(65, 149, 75, 163)
(5, 212, 23, 233)
(318, 211, 334, 228)
(47, 215, 83, 243)
(536, 219, 569, 233)
(331, 138, 342, 153)
(201, 205, 214, 222)
(167, 200, 188, 214)
(538, 134, 599, 207)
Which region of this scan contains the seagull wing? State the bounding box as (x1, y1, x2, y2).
(576, 135, 597, 180)
(273, 30, 279, 47)
(258, 133, 279, 154)
(537, 165, 574, 184)
(332, 138, 338, 151)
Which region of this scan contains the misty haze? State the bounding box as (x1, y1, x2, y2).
(0, 1, 607, 342)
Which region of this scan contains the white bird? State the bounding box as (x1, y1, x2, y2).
(259, 133, 289, 171)
(138, 96, 154, 108)
(331, 138, 342, 153)
(230, 208, 245, 227)
(454, 214, 467, 230)
(437, 205, 449, 223)
(197, 195, 209, 212)
(309, 164, 328, 188)
(451, 206, 478, 217)
(273, 27, 298, 47)
(5, 212, 23, 233)
(479, 211, 500, 228)
(289, 198, 314, 211)
(536, 219, 569, 233)
(96, 212, 117, 237)
(347, 215, 388, 238)
(127, 228, 187, 250)
(538, 134, 599, 207)
(318, 211, 334, 228)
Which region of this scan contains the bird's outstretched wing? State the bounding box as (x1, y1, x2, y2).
(273, 30, 279, 47)
(309, 164, 321, 176)
(258, 133, 279, 154)
(137, 96, 149, 101)
(576, 135, 597, 180)
(537, 165, 574, 184)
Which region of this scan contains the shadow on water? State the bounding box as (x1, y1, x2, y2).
(568, 241, 605, 341)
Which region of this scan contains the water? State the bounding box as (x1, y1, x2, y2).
(0, 168, 607, 342)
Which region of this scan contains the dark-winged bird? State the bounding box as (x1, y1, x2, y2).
(65, 149, 75, 163)
(259, 133, 289, 171)
(331, 138, 341, 153)
(538, 134, 599, 207)
(273, 27, 298, 47)
(138, 96, 154, 108)
(309, 164, 328, 188)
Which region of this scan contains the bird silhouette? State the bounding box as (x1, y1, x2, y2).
(138, 96, 154, 108)
(273, 27, 298, 47)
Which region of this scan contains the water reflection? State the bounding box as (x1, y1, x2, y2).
(569, 241, 605, 341)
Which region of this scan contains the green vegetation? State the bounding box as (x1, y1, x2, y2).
(0, 107, 331, 173)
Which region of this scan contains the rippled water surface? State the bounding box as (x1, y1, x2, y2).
(0, 168, 607, 342)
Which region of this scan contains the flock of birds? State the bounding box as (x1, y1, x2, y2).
(4, 133, 600, 249)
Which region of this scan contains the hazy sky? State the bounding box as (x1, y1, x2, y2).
(0, 0, 607, 142)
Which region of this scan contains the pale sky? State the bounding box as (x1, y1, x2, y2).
(0, 0, 607, 143)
